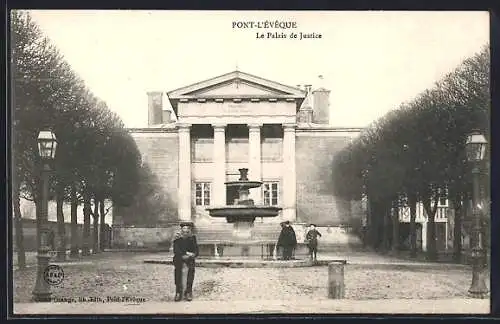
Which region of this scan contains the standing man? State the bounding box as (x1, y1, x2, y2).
(305, 224, 322, 262)
(276, 222, 285, 259)
(173, 222, 199, 302)
(277, 221, 297, 260)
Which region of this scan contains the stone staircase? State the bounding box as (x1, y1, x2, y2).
(194, 223, 281, 257)
(194, 222, 364, 256)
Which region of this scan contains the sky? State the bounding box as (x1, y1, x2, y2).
(28, 10, 489, 128)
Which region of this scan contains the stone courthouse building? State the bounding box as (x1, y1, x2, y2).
(112, 71, 364, 250)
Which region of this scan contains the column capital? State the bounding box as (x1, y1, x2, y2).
(283, 123, 297, 131)
(248, 123, 263, 130)
(212, 123, 227, 131)
(177, 123, 191, 132)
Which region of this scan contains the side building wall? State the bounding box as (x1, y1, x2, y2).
(295, 129, 359, 226)
(113, 130, 179, 226)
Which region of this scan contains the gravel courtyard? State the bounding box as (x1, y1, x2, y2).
(13, 252, 489, 303)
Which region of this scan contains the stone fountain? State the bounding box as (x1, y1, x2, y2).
(144, 168, 313, 267)
(206, 168, 282, 240)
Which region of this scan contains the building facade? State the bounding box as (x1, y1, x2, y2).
(111, 71, 365, 247)
(111, 70, 457, 251)
(398, 201, 452, 252)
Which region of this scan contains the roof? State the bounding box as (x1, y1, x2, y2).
(167, 70, 307, 116)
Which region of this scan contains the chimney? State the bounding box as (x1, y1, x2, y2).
(312, 75, 330, 124)
(147, 92, 163, 126)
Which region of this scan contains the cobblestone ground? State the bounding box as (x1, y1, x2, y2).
(13, 252, 489, 303)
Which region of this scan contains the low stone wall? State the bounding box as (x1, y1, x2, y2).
(111, 226, 177, 249)
(314, 226, 362, 247)
(13, 219, 94, 252)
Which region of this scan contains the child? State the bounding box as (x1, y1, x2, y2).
(305, 224, 322, 262)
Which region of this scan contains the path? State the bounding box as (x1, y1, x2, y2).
(13, 251, 489, 304)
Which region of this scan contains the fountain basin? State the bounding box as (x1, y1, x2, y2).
(204, 168, 282, 241)
(206, 205, 282, 239)
(224, 180, 263, 189)
(206, 206, 282, 222)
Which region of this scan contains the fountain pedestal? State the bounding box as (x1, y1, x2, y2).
(233, 221, 253, 240)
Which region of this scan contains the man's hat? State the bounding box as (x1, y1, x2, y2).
(309, 223, 317, 227)
(179, 221, 194, 228)
(284, 220, 290, 225)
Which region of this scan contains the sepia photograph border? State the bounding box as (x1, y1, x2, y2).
(3, 0, 499, 320)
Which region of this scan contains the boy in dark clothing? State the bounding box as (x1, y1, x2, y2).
(305, 224, 322, 262)
(173, 222, 199, 302)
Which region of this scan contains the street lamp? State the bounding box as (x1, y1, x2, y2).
(32, 130, 57, 302)
(465, 130, 488, 299)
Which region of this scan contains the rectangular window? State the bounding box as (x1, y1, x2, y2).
(263, 181, 280, 206)
(438, 187, 448, 207)
(226, 138, 249, 162)
(192, 138, 213, 162)
(261, 138, 283, 161)
(195, 182, 211, 206)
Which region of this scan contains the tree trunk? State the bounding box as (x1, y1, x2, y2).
(376, 200, 384, 250)
(82, 191, 91, 256)
(55, 184, 66, 261)
(409, 193, 417, 258)
(92, 197, 99, 254)
(452, 196, 463, 263)
(364, 196, 372, 248)
(369, 198, 379, 250)
(391, 199, 399, 253)
(426, 212, 437, 261)
(422, 192, 439, 261)
(382, 200, 391, 252)
(13, 183, 26, 269)
(12, 26, 26, 269)
(70, 185, 79, 258)
(99, 198, 106, 251)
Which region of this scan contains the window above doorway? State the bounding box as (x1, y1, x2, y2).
(195, 182, 211, 206)
(262, 181, 280, 206)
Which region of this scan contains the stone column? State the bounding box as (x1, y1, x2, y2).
(178, 124, 192, 222)
(282, 124, 297, 221)
(248, 123, 262, 204)
(328, 260, 346, 299)
(213, 123, 227, 206)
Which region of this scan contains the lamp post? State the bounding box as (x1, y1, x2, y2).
(32, 130, 57, 302)
(465, 130, 488, 299)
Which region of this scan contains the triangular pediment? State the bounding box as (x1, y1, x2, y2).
(167, 70, 306, 99)
(185, 79, 288, 97)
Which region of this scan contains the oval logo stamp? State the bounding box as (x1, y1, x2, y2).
(43, 264, 65, 286)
